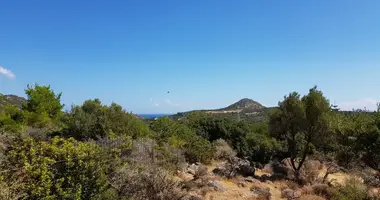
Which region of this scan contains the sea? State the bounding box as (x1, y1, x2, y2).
(137, 114, 171, 119)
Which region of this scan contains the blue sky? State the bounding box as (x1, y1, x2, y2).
(0, 0, 379, 113)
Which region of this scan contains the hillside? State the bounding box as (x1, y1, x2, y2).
(0, 94, 26, 108)
(171, 98, 272, 122)
(216, 98, 265, 111)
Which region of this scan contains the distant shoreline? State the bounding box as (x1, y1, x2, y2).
(137, 114, 171, 119)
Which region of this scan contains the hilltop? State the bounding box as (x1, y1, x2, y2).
(213, 98, 265, 113)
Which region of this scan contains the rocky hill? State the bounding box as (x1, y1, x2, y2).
(217, 98, 265, 111)
(0, 94, 26, 108)
(172, 98, 272, 122)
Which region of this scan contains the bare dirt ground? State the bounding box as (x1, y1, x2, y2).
(176, 160, 373, 200)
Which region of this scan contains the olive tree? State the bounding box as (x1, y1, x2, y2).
(269, 86, 330, 180)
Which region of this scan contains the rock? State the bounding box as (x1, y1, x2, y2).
(251, 186, 271, 200)
(244, 176, 260, 184)
(311, 184, 329, 195)
(187, 169, 196, 175)
(361, 170, 380, 187)
(263, 163, 273, 173)
(368, 188, 380, 199)
(255, 162, 264, 169)
(237, 159, 255, 177)
(237, 181, 246, 188)
(212, 157, 255, 178)
(194, 164, 209, 179)
(207, 180, 226, 192)
(261, 174, 271, 181)
(281, 189, 301, 200)
(212, 165, 232, 177)
(183, 195, 203, 200)
(272, 161, 290, 178)
(187, 163, 200, 175)
(264, 180, 273, 184)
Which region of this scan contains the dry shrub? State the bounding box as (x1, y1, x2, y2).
(301, 186, 314, 195)
(212, 139, 236, 160)
(368, 188, 380, 199)
(273, 180, 290, 190)
(358, 168, 380, 187)
(110, 165, 186, 200)
(251, 186, 271, 200)
(329, 178, 371, 200)
(182, 180, 199, 192)
(194, 165, 208, 180)
(200, 186, 214, 196)
(300, 195, 326, 200)
(0, 178, 25, 200)
(311, 184, 329, 197)
(301, 184, 331, 199)
(286, 180, 300, 190)
(300, 160, 323, 184)
(212, 156, 255, 178)
(127, 138, 187, 172)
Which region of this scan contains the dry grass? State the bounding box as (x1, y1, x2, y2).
(0, 179, 25, 200)
(300, 195, 326, 200)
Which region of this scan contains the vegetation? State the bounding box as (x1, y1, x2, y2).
(1, 83, 380, 199)
(269, 86, 330, 180)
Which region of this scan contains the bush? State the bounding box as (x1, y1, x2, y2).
(64, 99, 151, 139)
(110, 166, 186, 200)
(212, 156, 255, 178)
(151, 117, 215, 164)
(4, 137, 108, 200)
(244, 127, 282, 164)
(330, 178, 371, 200)
(0, 177, 25, 200)
(300, 160, 323, 184)
(300, 195, 325, 200)
(126, 138, 186, 172)
(251, 186, 271, 200)
(23, 84, 65, 130)
(212, 139, 236, 160)
(194, 164, 208, 180)
(311, 184, 330, 198)
(0, 104, 25, 134)
(184, 135, 215, 164)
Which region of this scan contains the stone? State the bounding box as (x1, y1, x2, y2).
(187, 163, 200, 175)
(281, 188, 301, 200)
(251, 186, 271, 200)
(237, 181, 247, 188)
(212, 157, 255, 178)
(237, 159, 255, 177)
(244, 176, 261, 184)
(207, 180, 226, 192)
(183, 195, 203, 200)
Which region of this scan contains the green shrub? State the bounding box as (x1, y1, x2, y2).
(64, 99, 151, 139)
(330, 178, 371, 200)
(23, 84, 64, 130)
(151, 117, 215, 164)
(245, 131, 282, 164)
(4, 137, 108, 200)
(184, 135, 215, 164)
(0, 104, 25, 134)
